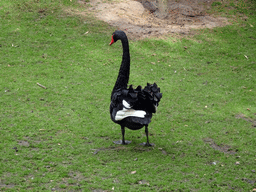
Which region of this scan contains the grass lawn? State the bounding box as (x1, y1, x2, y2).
(0, 0, 256, 191)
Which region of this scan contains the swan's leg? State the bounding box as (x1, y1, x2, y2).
(145, 125, 152, 146)
(113, 126, 132, 145)
(140, 125, 154, 146)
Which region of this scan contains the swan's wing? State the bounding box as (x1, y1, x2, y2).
(110, 83, 162, 121)
(122, 100, 131, 109)
(115, 100, 146, 121)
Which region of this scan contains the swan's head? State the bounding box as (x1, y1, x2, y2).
(109, 30, 127, 45)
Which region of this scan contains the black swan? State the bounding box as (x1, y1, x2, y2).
(109, 30, 162, 146)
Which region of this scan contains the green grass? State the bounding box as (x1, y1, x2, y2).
(209, 0, 253, 16)
(0, 0, 256, 191)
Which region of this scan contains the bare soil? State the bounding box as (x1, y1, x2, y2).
(203, 138, 237, 154)
(86, 0, 230, 39)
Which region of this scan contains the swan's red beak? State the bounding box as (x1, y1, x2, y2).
(109, 35, 114, 45)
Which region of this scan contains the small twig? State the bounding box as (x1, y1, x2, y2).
(37, 83, 47, 89)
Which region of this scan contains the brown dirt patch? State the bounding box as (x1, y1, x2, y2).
(235, 113, 256, 127)
(203, 138, 237, 154)
(86, 0, 230, 39)
(17, 140, 30, 147)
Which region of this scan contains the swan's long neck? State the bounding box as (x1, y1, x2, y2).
(112, 36, 130, 93)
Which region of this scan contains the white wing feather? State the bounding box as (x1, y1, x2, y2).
(115, 100, 146, 121)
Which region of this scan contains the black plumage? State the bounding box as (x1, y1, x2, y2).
(109, 30, 162, 146)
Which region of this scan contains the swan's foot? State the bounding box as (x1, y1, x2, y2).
(114, 126, 131, 145)
(140, 125, 154, 147)
(139, 142, 154, 147)
(113, 140, 132, 145)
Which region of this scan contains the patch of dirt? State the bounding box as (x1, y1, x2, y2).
(17, 140, 30, 147)
(235, 113, 256, 127)
(0, 172, 16, 190)
(91, 146, 127, 154)
(91, 145, 152, 155)
(68, 171, 88, 182)
(0, 183, 15, 189)
(92, 189, 107, 192)
(203, 138, 237, 154)
(86, 0, 230, 39)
